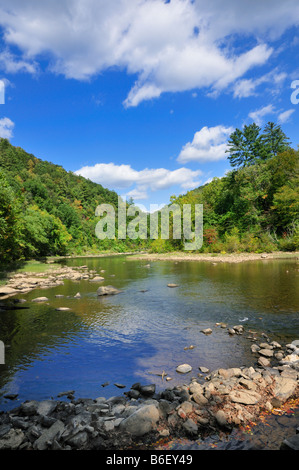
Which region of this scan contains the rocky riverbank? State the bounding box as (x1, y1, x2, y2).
(0, 259, 298, 450)
(0, 264, 106, 300)
(0, 338, 298, 450)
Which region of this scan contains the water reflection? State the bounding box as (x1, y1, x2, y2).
(0, 256, 298, 411)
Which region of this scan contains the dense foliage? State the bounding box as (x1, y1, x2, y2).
(165, 123, 299, 254)
(0, 138, 138, 263)
(0, 121, 298, 263)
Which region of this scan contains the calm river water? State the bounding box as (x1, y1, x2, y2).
(0, 256, 298, 419)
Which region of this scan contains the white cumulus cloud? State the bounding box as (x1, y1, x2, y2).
(0, 117, 14, 139)
(177, 125, 234, 164)
(0, 0, 298, 106)
(75, 162, 202, 200)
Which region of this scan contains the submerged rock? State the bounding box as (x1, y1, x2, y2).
(280, 434, 299, 450)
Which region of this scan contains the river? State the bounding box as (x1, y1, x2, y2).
(0, 255, 298, 448)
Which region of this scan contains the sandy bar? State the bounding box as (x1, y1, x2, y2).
(128, 251, 299, 264)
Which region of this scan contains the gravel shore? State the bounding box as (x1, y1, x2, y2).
(129, 251, 299, 264)
(0, 333, 298, 450)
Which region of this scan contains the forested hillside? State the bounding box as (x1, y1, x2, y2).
(0, 138, 136, 263)
(0, 121, 298, 264)
(159, 122, 299, 254)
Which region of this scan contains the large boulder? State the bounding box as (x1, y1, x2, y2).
(119, 404, 160, 437)
(0, 429, 25, 450)
(229, 389, 261, 405)
(273, 376, 298, 402)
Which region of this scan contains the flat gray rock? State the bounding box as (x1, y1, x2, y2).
(229, 389, 261, 405)
(273, 376, 297, 402)
(258, 348, 274, 357)
(33, 420, 65, 450)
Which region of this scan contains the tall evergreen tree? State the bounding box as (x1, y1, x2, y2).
(226, 122, 291, 168)
(260, 122, 291, 158)
(226, 123, 262, 168)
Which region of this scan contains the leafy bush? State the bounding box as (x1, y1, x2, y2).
(149, 238, 173, 253)
(277, 224, 299, 251)
(223, 227, 241, 253)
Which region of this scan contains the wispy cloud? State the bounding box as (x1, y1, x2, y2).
(0, 50, 38, 74)
(278, 108, 295, 124)
(248, 104, 276, 125)
(248, 104, 295, 126)
(233, 69, 287, 98)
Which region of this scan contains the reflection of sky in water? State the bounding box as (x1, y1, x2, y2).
(0, 257, 298, 411)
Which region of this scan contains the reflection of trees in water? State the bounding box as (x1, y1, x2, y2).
(173, 259, 299, 312)
(0, 304, 83, 392)
(0, 257, 297, 401)
(0, 257, 152, 395)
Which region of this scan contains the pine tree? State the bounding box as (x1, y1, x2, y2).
(260, 122, 291, 158)
(226, 123, 262, 168)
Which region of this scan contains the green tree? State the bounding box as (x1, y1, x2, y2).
(226, 123, 262, 168)
(260, 122, 291, 158)
(21, 206, 72, 257)
(226, 122, 291, 168)
(0, 171, 23, 262)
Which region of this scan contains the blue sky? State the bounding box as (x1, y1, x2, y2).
(0, 0, 299, 209)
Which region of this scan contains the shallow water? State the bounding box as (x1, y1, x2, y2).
(0, 255, 298, 415)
